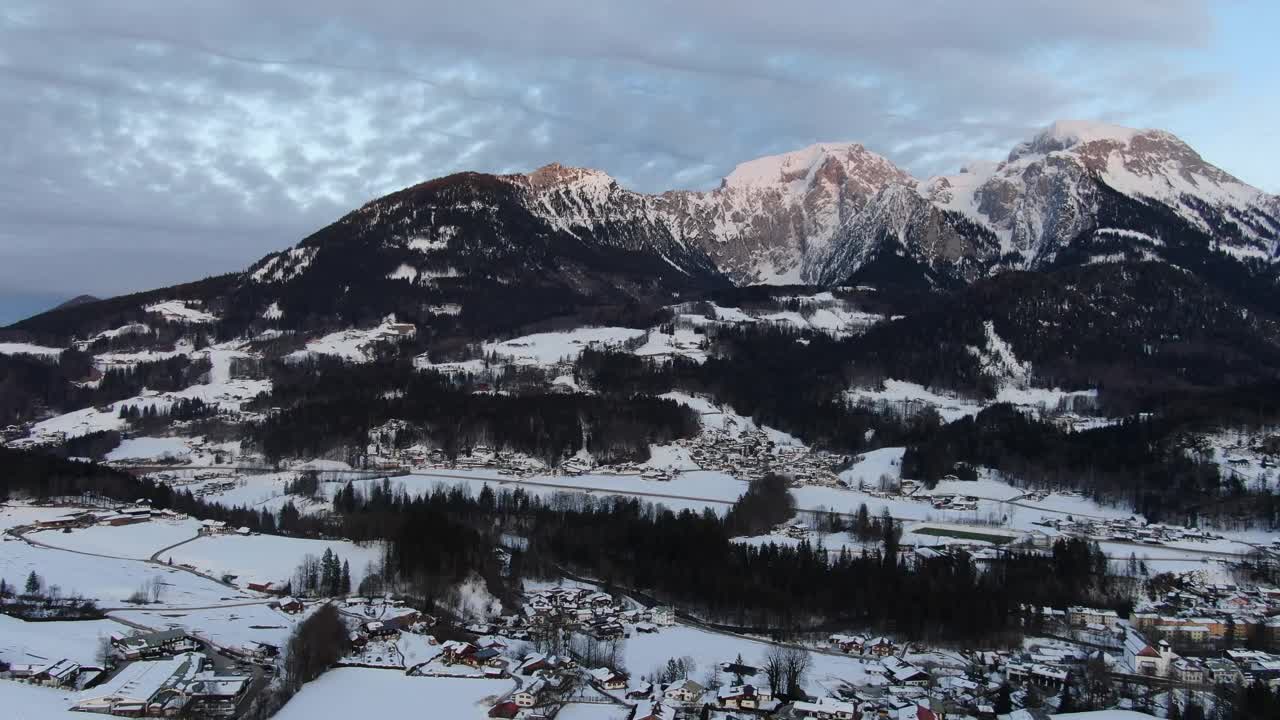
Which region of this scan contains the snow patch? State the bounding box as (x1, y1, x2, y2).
(0, 342, 64, 358)
(144, 301, 217, 324)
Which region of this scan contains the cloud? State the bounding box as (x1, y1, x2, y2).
(0, 0, 1234, 296)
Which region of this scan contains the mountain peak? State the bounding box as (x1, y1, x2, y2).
(1009, 119, 1186, 161)
(520, 162, 616, 191)
(721, 142, 911, 195)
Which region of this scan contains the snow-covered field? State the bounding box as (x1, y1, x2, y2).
(847, 379, 1103, 426)
(105, 436, 191, 462)
(672, 294, 886, 339)
(144, 300, 218, 323)
(557, 705, 632, 720)
(0, 505, 86, 533)
(1187, 428, 1280, 491)
(287, 317, 414, 363)
(0, 680, 84, 719)
(920, 476, 1027, 502)
(274, 668, 512, 720)
(0, 342, 64, 358)
(623, 624, 882, 697)
(0, 539, 251, 607)
(0, 615, 128, 667)
(632, 326, 709, 363)
(27, 517, 202, 560)
(661, 391, 803, 446)
(642, 444, 699, 472)
(482, 326, 646, 366)
(24, 375, 269, 442)
(104, 435, 241, 464)
(838, 447, 905, 488)
(166, 534, 383, 589)
(113, 603, 313, 654)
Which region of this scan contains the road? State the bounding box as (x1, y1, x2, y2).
(9, 525, 251, 590)
(7, 521, 278, 716)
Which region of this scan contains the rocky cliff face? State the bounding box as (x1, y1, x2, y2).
(816, 120, 1280, 287)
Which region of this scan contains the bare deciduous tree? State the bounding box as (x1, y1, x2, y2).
(148, 576, 165, 604)
(763, 646, 786, 696)
(782, 646, 811, 697)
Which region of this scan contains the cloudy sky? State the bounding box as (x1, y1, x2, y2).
(1, 0, 1276, 320)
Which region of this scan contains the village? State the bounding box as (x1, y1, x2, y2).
(4, 430, 1280, 720)
(5, 486, 1280, 720)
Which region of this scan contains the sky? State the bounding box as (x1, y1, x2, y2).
(0, 0, 1277, 322)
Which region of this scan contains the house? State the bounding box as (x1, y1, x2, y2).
(589, 666, 628, 690)
(276, 597, 303, 614)
(518, 653, 558, 676)
(794, 696, 856, 720)
(1124, 630, 1177, 676)
(1171, 658, 1206, 685)
(717, 683, 773, 710)
(114, 629, 197, 660)
(489, 701, 520, 719)
(829, 634, 865, 654)
(107, 514, 149, 527)
(651, 607, 676, 626)
(474, 647, 503, 668)
(246, 641, 279, 660)
(186, 674, 249, 715)
(380, 611, 423, 633)
(626, 681, 653, 700)
(883, 658, 930, 686)
(247, 581, 275, 593)
(32, 659, 81, 688)
(632, 700, 676, 720)
(1204, 658, 1244, 685)
(663, 678, 705, 704)
(513, 678, 546, 707)
(442, 640, 481, 667)
(867, 637, 896, 657)
(1006, 663, 1068, 690)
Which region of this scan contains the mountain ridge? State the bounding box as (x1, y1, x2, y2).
(6, 120, 1279, 345)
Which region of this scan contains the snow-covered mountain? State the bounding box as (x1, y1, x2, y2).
(656, 143, 914, 284)
(9, 120, 1280, 345)
(464, 121, 1280, 290)
(501, 144, 914, 285)
(817, 120, 1280, 286)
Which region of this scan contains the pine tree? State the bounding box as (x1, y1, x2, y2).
(340, 560, 351, 596)
(994, 683, 1013, 714)
(1058, 682, 1076, 713)
(320, 549, 336, 596)
(25, 570, 41, 595)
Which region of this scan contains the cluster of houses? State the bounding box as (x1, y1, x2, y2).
(29, 503, 180, 531)
(1017, 599, 1280, 697)
(924, 494, 982, 512)
(680, 427, 843, 485)
(73, 651, 250, 717)
(1037, 515, 1225, 548)
(492, 588, 674, 642)
(3, 629, 253, 718)
(363, 414, 854, 487)
(2, 658, 103, 691)
(1125, 577, 1280, 651)
(1123, 628, 1280, 687)
(827, 634, 900, 658)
